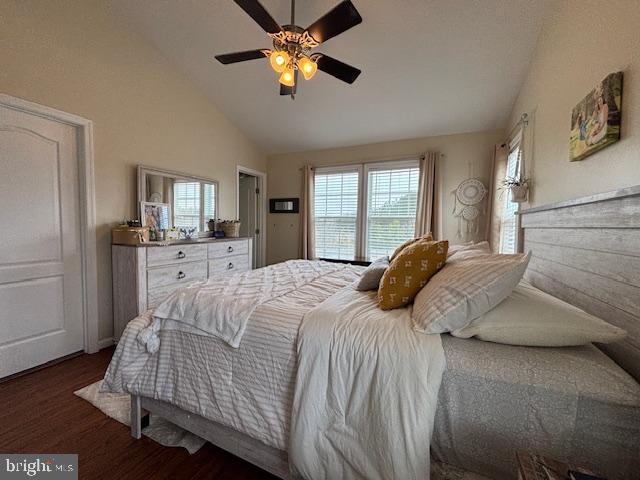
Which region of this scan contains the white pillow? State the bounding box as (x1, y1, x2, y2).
(451, 280, 627, 346)
(446, 241, 490, 259)
(412, 252, 531, 334)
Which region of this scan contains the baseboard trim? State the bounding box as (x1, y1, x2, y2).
(98, 337, 114, 349)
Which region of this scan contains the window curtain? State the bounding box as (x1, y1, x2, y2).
(485, 144, 508, 252)
(415, 152, 441, 239)
(299, 165, 315, 260)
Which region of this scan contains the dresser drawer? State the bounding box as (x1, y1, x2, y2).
(208, 255, 250, 276)
(147, 261, 208, 290)
(147, 244, 207, 267)
(207, 240, 249, 259)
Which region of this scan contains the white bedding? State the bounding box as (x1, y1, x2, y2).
(103, 259, 640, 480)
(104, 260, 365, 450)
(105, 259, 447, 479)
(290, 286, 445, 480)
(141, 260, 345, 349)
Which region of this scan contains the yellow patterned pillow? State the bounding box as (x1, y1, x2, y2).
(389, 233, 433, 261)
(378, 239, 448, 310)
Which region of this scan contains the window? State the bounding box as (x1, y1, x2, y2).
(365, 165, 419, 259)
(314, 168, 360, 260)
(499, 133, 522, 254)
(173, 181, 217, 231)
(314, 161, 419, 261)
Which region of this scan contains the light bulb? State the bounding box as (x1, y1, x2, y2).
(279, 67, 295, 87)
(298, 56, 318, 80)
(269, 50, 290, 73)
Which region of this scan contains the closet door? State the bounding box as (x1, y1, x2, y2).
(0, 104, 84, 378)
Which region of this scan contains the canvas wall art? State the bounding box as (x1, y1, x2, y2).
(569, 71, 623, 161)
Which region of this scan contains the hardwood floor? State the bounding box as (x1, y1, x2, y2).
(0, 348, 278, 479)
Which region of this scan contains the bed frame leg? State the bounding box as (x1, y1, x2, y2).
(131, 395, 142, 439)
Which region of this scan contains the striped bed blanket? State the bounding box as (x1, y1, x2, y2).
(103, 260, 365, 451)
(138, 259, 352, 350)
(103, 259, 446, 479)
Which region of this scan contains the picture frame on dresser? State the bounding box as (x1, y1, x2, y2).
(140, 201, 171, 231)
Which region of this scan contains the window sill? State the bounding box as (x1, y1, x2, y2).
(318, 257, 371, 267)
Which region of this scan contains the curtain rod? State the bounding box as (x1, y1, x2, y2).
(298, 152, 445, 170)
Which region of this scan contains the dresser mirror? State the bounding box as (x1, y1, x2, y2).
(137, 165, 219, 234)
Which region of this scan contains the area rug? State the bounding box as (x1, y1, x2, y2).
(75, 380, 491, 479)
(74, 380, 205, 454)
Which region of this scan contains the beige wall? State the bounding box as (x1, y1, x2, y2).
(267, 130, 504, 264)
(0, 0, 266, 343)
(509, 0, 640, 208)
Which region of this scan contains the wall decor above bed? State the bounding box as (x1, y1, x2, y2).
(569, 71, 623, 161)
(451, 178, 487, 239)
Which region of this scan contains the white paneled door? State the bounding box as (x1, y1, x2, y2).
(0, 103, 84, 378)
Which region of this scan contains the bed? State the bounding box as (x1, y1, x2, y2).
(104, 185, 640, 479)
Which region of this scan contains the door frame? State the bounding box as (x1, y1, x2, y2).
(236, 165, 267, 268)
(0, 94, 99, 354)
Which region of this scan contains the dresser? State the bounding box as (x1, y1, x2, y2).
(112, 237, 252, 341)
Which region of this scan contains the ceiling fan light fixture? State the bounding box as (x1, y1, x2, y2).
(298, 56, 318, 80)
(215, 0, 363, 97)
(279, 67, 296, 87)
(269, 50, 290, 73)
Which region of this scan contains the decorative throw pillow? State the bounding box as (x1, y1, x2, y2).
(378, 239, 448, 310)
(412, 252, 531, 333)
(451, 280, 627, 346)
(389, 233, 433, 261)
(356, 256, 389, 291)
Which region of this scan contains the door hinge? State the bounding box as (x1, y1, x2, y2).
(255, 188, 260, 194)
(255, 228, 260, 235)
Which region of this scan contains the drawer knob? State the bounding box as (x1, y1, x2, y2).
(227, 262, 234, 270)
(227, 246, 234, 253)
(177, 251, 186, 259)
(177, 271, 186, 279)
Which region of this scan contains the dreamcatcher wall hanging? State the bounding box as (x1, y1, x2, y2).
(452, 178, 487, 239)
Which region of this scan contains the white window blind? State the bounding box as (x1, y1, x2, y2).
(366, 166, 419, 259)
(174, 182, 201, 230)
(203, 183, 216, 225)
(172, 181, 217, 232)
(499, 141, 521, 254)
(313, 161, 419, 261)
(314, 169, 359, 260)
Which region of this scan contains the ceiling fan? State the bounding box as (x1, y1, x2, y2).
(215, 0, 362, 98)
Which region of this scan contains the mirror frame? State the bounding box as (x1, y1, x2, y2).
(137, 165, 220, 234)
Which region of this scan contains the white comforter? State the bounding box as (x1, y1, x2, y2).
(105, 259, 447, 479)
(140, 260, 344, 349)
(290, 286, 446, 480)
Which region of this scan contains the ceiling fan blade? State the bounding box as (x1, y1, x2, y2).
(233, 0, 282, 34)
(280, 70, 298, 96)
(304, 0, 362, 44)
(316, 55, 361, 84)
(215, 49, 267, 64)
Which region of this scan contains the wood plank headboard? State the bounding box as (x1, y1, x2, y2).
(518, 185, 640, 382)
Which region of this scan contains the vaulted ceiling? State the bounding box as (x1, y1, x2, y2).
(111, 0, 557, 154)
